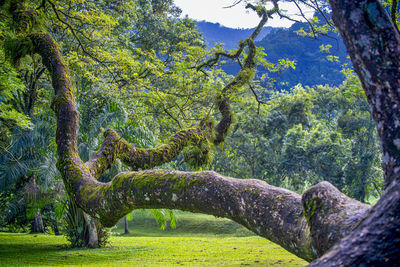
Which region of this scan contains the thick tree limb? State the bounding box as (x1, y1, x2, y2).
(302, 182, 370, 258)
(58, 166, 369, 263)
(72, 169, 314, 261)
(308, 179, 400, 266)
(29, 33, 79, 159)
(85, 127, 208, 178)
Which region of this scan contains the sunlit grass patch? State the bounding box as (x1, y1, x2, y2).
(0, 232, 307, 266)
(114, 210, 255, 237)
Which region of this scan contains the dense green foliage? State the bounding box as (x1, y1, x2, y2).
(213, 73, 383, 202)
(0, 24, 34, 142)
(0, 0, 213, 242)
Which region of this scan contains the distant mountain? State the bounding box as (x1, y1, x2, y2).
(256, 21, 349, 89)
(196, 20, 350, 89)
(197, 21, 274, 49)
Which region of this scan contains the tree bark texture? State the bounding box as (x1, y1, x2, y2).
(82, 213, 98, 248)
(124, 216, 130, 235)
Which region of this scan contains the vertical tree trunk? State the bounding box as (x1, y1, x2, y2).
(31, 211, 44, 233)
(53, 222, 60, 235)
(360, 186, 366, 203)
(124, 216, 130, 234)
(83, 213, 99, 248)
(329, 0, 400, 188)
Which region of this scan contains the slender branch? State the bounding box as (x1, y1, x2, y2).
(249, 83, 267, 106)
(293, 0, 317, 38)
(223, 0, 243, 9)
(312, 0, 334, 27)
(196, 4, 275, 145)
(162, 105, 182, 128)
(196, 3, 270, 71)
(47, 0, 116, 81)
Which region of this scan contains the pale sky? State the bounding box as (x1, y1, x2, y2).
(174, 0, 314, 29)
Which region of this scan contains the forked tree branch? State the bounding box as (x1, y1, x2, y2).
(197, 4, 274, 144)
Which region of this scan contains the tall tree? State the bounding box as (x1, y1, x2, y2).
(2, 0, 400, 265)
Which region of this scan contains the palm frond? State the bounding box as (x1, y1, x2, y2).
(37, 154, 59, 190)
(147, 209, 176, 230)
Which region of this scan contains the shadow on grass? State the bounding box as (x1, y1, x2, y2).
(0, 233, 152, 266)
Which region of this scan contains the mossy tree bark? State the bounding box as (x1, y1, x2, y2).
(82, 212, 98, 248)
(5, 0, 400, 265)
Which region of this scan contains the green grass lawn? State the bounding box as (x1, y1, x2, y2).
(113, 210, 256, 237)
(0, 211, 308, 266)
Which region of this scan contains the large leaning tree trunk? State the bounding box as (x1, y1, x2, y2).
(3, 0, 400, 265)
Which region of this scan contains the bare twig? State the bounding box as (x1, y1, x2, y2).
(223, 0, 243, 9)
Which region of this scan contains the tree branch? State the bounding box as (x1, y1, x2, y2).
(47, 0, 116, 81)
(308, 179, 400, 266)
(76, 169, 316, 259)
(69, 168, 370, 263)
(85, 127, 209, 178)
(302, 182, 370, 258)
(198, 4, 273, 145)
